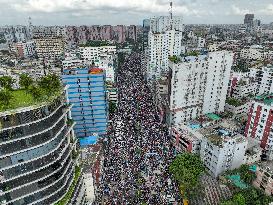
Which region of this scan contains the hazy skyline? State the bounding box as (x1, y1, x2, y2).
(0, 0, 273, 26)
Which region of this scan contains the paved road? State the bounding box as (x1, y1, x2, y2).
(95, 53, 180, 205)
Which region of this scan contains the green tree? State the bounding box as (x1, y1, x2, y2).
(29, 85, 43, 100)
(19, 74, 34, 89)
(0, 76, 14, 90)
(38, 74, 61, 94)
(233, 193, 246, 205)
(0, 88, 13, 107)
(169, 153, 205, 198)
(236, 164, 256, 184)
(109, 101, 116, 114)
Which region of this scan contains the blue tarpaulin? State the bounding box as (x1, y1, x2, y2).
(79, 136, 98, 146)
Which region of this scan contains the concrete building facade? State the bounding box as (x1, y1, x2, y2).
(148, 30, 183, 79)
(245, 96, 273, 160)
(0, 93, 86, 204)
(253, 162, 273, 196)
(62, 68, 108, 138)
(169, 51, 233, 125)
(34, 37, 65, 59)
(256, 66, 273, 96)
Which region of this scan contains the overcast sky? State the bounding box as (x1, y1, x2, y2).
(0, 0, 273, 26)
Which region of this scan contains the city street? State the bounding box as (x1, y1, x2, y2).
(95, 53, 180, 204)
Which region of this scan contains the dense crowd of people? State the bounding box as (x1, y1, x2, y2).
(95, 53, 180, 204)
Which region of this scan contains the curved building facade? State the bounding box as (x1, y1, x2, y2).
(0, 94, 86, 205)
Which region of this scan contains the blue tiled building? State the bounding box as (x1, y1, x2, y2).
(62, 67, 108, 138)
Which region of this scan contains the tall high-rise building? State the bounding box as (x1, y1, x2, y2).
(1, 26, 31, 44)
(62, 67, 108, 139)
(148, 29, 183, 80)
(126, 25, 137, 41)
(0, 90, 86, 204)
(142, 19, 151, 51)
(244, 14, 254, 28)
(150, 16, 184, 32)
(168, 51, 234, 125)
(147, 14, 184, 80)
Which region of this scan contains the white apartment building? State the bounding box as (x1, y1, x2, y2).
(200, 132, 247, 177)
(245, 96, 273, 160)
(24, 41, 36, 58)
(172, 118, 248, 177)
(149, 16, 184, 32)
(62, 57, 84, 69)
(232, 80, 258, 99)
(107, 89, 118, 103)
(62, 51, 85, 69)
(34, 37, 65, 59)
(79, 46, 116, 82)
(256, 66, 273, 95)
(169, 51, 233, 125)
(240, 48, 264, 61)
(94, 55, 115, 83)
(208, 44, 219, 52)
(148, 30, 183, 80)
(225, 100, 252, 118)
(197, 37, 206, 49)
(79, 46, 116, 62)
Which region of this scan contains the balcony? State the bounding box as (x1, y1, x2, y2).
(35, 169, 74, 205)
(10, 164, 74, 205)
(0, 118, 66, 158)
(2, 139, 69, 182)
(0, 105, 66, 144)
(53, 166, 82, 205)
(1, 158, 73, 203)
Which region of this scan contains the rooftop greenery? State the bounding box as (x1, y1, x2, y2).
(169, 55, 181, 63)
(226, 97, 244, 107)
(184, 50, 200, 57)
(79, 40, 113, 47)
(207, 134, 223, 147)
(0, 74, 62, 112)
(55, 166, 81, 205)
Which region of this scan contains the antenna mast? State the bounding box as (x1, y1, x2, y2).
(28, 17, 32, 28)
(170, 1, 173, 30)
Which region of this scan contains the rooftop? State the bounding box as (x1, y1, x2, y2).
(207, 134, 224, 146)
(62, 67, 105, 75)
(186, 114, 220, 130)
(255, 93, 273, 106)
(198, 119, 245, 147)
(206, 113, 221, 121)
(0, 74, 62, 113)
(0, 89, 62, 113)
(226, 97, 246, 107)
